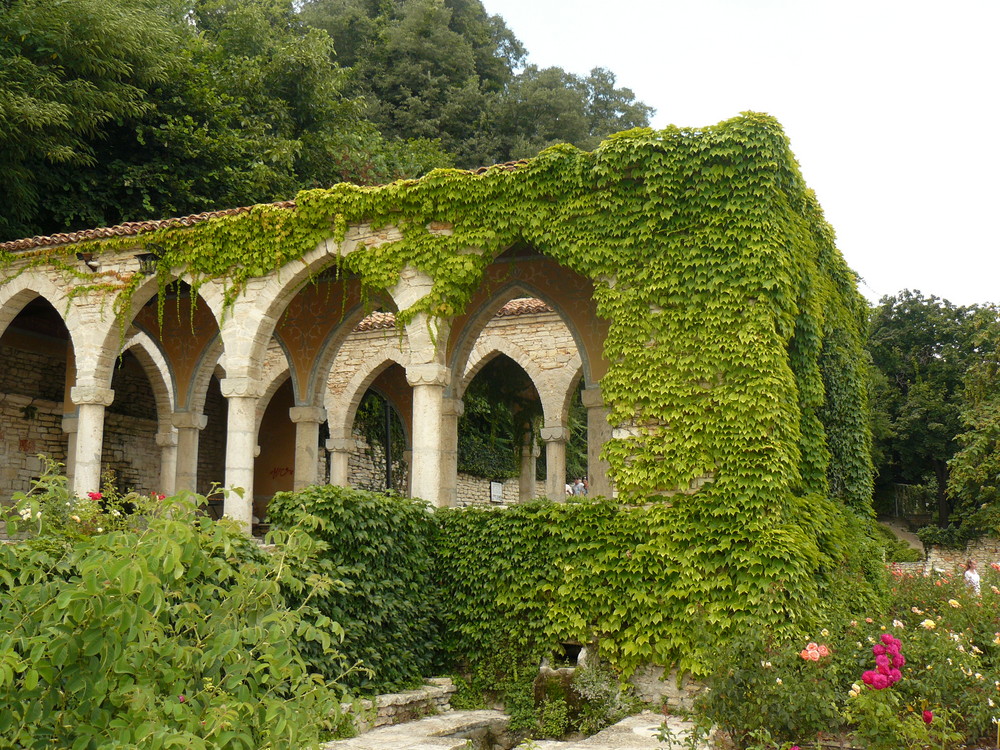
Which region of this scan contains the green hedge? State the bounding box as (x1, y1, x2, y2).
(267, 485, 439, 693)
(267, 487, 888, 692)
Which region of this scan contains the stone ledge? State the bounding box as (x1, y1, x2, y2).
(340, 678, 458, 734)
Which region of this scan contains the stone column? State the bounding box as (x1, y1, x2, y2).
(582, 386, 614, 498)
(326, 437, 354, 487)
(290, 405, 327, 491)
(70, 385, 114, 497)
(172, 412, 207, 493)
(540, 425, 569, 502)
(519, 435, 540, 503)
(156, 430, 178, 496)
(220, 377, 261, 531)
(439, 397, 464, 507)
(406, 363, 449, 506)
(61, 415, 78, 490)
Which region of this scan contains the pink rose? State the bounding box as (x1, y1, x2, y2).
(923, 710, 933, 724)
(872, 673, 889, 690)
(88, 492, 102, 501)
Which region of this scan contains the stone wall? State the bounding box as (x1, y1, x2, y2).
(0, 394, 67, 503)
(925, 539, 1000, 576)
(343, 678, 457, 734)
(0, 340, 67, 403)
(454, 474, 545, 506)
(347, 435, 409, 494)
(102, 414, 159, 496)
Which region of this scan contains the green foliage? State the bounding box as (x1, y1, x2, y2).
(266, 484, 438, 693)
(5, 115, 874, 675)
(571, 661, 638, 736)
(0, 468, 347, 749)
(867, 290, 988, 525)
(693, 563, 1000, 749)
(943, 309, 1000, 541)
(458, 354, 539, 479)
(536, 694, 569, 739)
(433, 494, 883, 680)
(0, 0, 453, 240)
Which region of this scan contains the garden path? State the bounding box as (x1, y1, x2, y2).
(321, 710, 708, 750)
(878, 519, 924, 552)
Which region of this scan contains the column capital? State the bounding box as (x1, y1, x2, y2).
(219, 377, 263, 399)
(172, 411, 208, 431)
(441, 397, 464, 417)
(581, 386, 604, 409)
(70, 386, 114, 407)
(326, 437, 357, 453)
(406, 363, 450, 388)
(156, 431, 178, 448)
(289, 405, 327, 424)
(540, 426, 569, 443)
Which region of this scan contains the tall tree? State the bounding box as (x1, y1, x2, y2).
(867, 290, 982, 524)
(1, 0, 450, 240)
(0, 0, 181, 238)
(946, 308, 1000, 533)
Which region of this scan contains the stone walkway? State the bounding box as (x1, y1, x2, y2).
(321, 710, 710, 750)
(520, 712, 710, 750)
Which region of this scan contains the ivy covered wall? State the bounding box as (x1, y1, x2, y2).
(1, 114, 874, 667)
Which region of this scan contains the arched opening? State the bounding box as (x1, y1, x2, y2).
(253, 378, 298, 521)
(348, 364, 410, 494)
(198, 373, 227, 499)
(0, 297, 71, 503)
(457, 353, 542, 505)
(103, 350, 160, 495)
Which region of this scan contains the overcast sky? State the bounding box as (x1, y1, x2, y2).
(480, 0, 999, 307)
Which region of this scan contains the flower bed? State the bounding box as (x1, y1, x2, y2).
(686, 564, 1000, 749)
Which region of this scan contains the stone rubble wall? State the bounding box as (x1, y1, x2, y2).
(454, 474, 545, 507)
(0, 394, 67, 500)
(0, 342, 67, 403)
(925, 539, 1000, 576)
(101, 414, 159, 496)
(342, 678, 457, 734)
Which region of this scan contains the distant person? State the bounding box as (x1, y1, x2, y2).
(573, 478, 585, 495)
(565, 482, 573, 496)
(965, 559, 981, 595)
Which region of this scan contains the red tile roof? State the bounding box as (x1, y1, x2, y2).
(353, 297, 551, 331)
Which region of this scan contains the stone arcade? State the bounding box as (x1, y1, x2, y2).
(0, 215, 612, 527)
(0, 116, 871, 540)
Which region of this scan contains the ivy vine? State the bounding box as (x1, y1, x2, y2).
(2, 113, 875, 667)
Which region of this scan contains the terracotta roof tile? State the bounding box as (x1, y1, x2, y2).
(352, 298, 551, 332)
(0, 201, 298, 253)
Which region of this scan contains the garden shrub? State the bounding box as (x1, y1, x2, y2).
(0, 468, 346, 749)
(266, 484, 438, 693)
(692, 562, 1000, 749)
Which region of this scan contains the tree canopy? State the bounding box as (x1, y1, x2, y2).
(866, 290, 996, 527)
(0, 0, 653, 241)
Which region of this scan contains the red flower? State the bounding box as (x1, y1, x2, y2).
(87, 492, 102, 501)
(922, 710, 933, 724)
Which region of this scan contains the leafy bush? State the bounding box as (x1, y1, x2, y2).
(0, 468, 346, 749)
(872, 522, 924, 562)
(266, 484, 438, 693)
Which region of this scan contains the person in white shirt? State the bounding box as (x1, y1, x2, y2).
(965, 559, 981, 595)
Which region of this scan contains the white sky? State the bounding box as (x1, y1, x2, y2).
(480, 0, 1000, 307)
